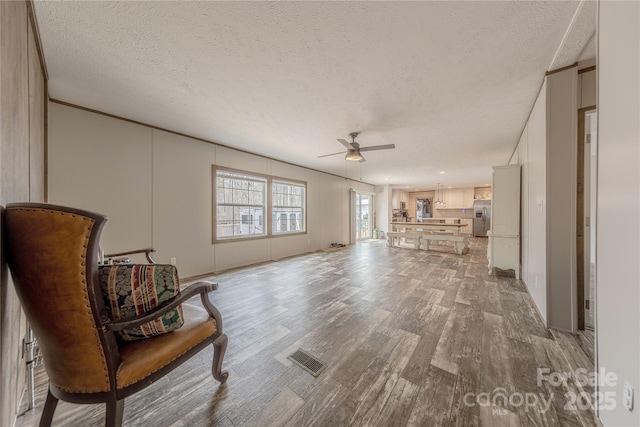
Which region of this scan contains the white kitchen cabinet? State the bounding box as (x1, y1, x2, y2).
(460, 218, 473, 235)
(440, 189, 454, 207)
(488, 165, 521, 279)
(435, 187, 475, 209)
(392, 189, 410, 209)
(455, 189, 462, 207)
(400, 191, 408, 208)
(462, 188, 475, 208)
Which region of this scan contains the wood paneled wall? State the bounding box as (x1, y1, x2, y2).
(0, 1, 46, 425)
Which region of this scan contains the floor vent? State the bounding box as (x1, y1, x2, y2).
(288, 349, 326, 377)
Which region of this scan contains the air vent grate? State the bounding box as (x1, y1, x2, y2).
(288, 349, 326, 377)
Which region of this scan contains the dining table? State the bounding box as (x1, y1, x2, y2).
(389, 222, 469, 236)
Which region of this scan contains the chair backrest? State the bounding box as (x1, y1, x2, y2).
(4, 203, 118, 394)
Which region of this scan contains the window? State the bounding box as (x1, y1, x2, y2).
(279, 213, 288, 231)
(272, 180, 306, 234)
(215, 170, 266, 240)
(214, 167, 306, 241)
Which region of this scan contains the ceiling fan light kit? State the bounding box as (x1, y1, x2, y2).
(319, 131, 396, 163)
(345, 149, 363, 162)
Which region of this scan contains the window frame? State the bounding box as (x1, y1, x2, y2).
(271, 178, 307, 235)
(213, 166, 269, 242)
(212, 166, 307, 243)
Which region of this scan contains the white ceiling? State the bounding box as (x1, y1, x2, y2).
(33, 1, 595, 190)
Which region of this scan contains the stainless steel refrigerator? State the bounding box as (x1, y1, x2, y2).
(473, 200, 491, 237)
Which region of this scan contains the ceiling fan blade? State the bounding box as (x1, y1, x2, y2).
(318, 151, 345, 158)
(358, 155, 367, 163)
(337, 138, 354, 149)
(358, 144, 396, 152)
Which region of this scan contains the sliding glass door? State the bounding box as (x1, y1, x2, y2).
(355, 193, 372, 240)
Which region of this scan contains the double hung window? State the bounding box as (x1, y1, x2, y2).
(272, 180, 305, 234)
(214, 167, 306, 241)
(215, 170, 267, 240)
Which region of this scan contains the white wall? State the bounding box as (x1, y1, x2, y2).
(374, 184, 390, 235)
(48, 103, 153, 252)
(546, 68, 578, 332)
(513, 64, 593, 331)
(48, 102, 373, 277)
(597, 1, 640, 425)
(318, 172, 346, 247)
(517, 81, 548, 326)
(152, 130, 216, 275)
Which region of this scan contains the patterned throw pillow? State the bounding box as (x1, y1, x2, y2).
(99, 264, 184, 341)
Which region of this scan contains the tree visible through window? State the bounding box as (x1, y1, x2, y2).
(272, 180, 305, 234)
(214, 168, 306, 241)
(216, 170, 266, 239)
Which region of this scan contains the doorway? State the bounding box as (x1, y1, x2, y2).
(577, 107, 597, 340)
(355, 193, 372, 240)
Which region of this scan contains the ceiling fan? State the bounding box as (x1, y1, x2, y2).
(318, 132, 395, 162)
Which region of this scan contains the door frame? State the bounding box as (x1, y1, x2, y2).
(577, 105, 596, 330)
(356, 192, 373, 241)
(350, 189, 374, 243)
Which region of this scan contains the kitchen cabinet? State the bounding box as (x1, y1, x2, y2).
(462, 188, 474, 208)
(460, 219, 473, 235)
(488, 165, 521, 279)
(447, 189, 461, 207)
(392, 190, 409, 209)
(434, 187, 475, 209)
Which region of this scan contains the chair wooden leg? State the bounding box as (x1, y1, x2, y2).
(212, 334, 229, 383)
(38, 388, 58, 427)
(105, 398, 124, 427)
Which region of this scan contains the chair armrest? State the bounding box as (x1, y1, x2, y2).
(104, 281, 218, 331)
(105, 248, 156, 263)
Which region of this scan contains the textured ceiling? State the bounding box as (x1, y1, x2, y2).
(33, 1, 595, 190)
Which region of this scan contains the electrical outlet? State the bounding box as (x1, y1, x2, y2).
(623, 381, 634, 411)
(170, 257, 177, 266)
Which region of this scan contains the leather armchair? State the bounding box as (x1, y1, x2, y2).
(104, 247, 157, 263)
(3, 203, 228, 427)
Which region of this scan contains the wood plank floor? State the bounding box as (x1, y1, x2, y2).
(16, 238, 600, 427)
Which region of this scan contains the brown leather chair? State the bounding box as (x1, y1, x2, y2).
(3, 203, 228, 427)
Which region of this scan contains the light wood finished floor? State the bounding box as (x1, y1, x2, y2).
(16, 238, 600, 427)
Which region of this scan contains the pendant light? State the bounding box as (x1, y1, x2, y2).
(434, 183, 447, 206)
